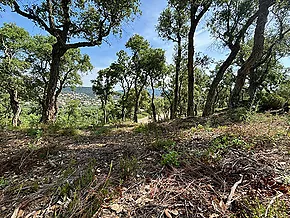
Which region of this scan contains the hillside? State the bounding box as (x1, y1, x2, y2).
(62, 87, 95, 98)
(1, 112, 290, 217)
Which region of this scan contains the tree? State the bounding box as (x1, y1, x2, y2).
(202, 0, 260, 116)
(141, 48, 166, 122)
(111, 50, 133, 121)
(156, 0, 188, 118)
(92, 67, 119, 124)
(26, 35, 93, 118)
(229, 0, 275, 107)
(125, 34, 150, 123)
(248, 2, 290, 106)
(187, 0, 212, 116)
(3, 0, 140, 123)
(0, 23, 30, 126)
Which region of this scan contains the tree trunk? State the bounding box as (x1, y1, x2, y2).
(151, 79, 157, 122)
(187, 1, 211, 117)
(203, 47, 240, 116)
(133, 86, 143, 123)
(203, 9, 260, 116)
(101, 96, 108, 124)
(8, 89, 21, 127)
(230, 0, 273, 108)
(121, 93, 126, 121)
(41, 43, 67, 123)
(187, 5, 196, 117)
(173, 36, 182, 118)
(121, 90, 130, 121)
(248, 68, 259, 108)
(133, 98, 138, 123)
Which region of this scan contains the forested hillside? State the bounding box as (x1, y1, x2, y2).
(0, 0, 290, 217)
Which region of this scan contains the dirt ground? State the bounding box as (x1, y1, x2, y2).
(0, 114, 290, 217)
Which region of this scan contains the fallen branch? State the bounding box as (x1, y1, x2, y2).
(226, 175, 243, 207)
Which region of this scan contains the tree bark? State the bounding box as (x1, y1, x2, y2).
(173, 33, 182, 118)
(133, 85, 143, 123)
(203, 50, 240, 116)
(151, 79, 157, 122)
(187, 4, 196, 117)
(187, 2, 211, 117)
(103, 99, 107, 124)
(41, 43, 67, 123)
(7, 89, 21, 127)
(229, 0, 274, 108)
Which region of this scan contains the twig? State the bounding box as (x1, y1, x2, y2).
(264, 192, 283, 217)
(226, 175, 243, 207)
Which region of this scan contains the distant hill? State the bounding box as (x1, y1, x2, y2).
(62, 87, 95, 97)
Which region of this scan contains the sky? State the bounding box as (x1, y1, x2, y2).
(1, 0, 289, 87)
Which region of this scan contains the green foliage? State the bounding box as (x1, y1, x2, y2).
(161, 151, 180, 167)
(54, 159, 116, 217)
(0, 176, 8, 188)
(27, 128, 43, 139)
(260, 93, 286, 111)
(242, 197, 288, 218)
(156, 3, 188, 41)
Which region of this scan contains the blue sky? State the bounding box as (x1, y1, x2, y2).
(1, 0, 289, 87)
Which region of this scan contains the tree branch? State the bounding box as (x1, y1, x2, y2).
(12, 1, 53, 36)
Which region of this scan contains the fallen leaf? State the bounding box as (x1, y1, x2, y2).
(209, 213, 219, 218)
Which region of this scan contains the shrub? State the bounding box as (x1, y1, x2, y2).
(260, 93, 286, 111)
(161, 151, 180, 167)
(27, 128, 43, 139)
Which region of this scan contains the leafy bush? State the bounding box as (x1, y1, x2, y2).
(27, 128, 43, 139)
(260, 93, 286, 111)
(161, 151, 180, 167)
(228, 107, 250, 122)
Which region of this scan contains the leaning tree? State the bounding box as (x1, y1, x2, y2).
(2, 0, 140, 123)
